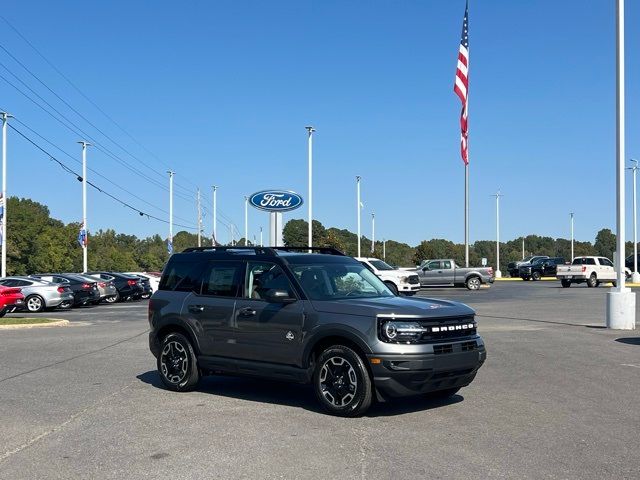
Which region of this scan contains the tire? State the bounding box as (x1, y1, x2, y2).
(59, 300, 73, 309)
(521, 276, 530, 281)
(612, 281, 618, 288)
(561, 279, 572, 288)
(425, 387, 461, 400)
(532, 271, 542, 281)
(313, 345, 373, 417)
(384, 281, 399, 296)
(157, 332, 200, 392)
(586, 273, 597, 288)
(104, 292, 119, 303)
(141, 293, 151, 300)
(466, 276, 481, 290)
(25, 295, 45, 313)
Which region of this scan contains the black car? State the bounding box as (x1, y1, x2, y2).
(30, 274, 100, 306)
(148, 246, 485, 417)
(519, 257, 565, 281)
(88, 272, 144, 301)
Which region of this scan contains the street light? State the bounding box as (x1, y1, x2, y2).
(570, 212, 574, 261)
(629, 159, 639, 283)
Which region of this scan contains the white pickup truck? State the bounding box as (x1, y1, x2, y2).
(556, 256, 625, 288)
(355, 257, 420, 296)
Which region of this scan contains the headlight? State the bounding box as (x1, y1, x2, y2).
(399, 276, 408, 283)
(380, 321, 425, 343)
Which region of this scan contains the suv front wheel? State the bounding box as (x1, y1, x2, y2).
(158, 332, 200, 392)
(313, 345, 373, 417)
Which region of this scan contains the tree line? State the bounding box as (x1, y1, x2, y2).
(2, 197, 631, 275)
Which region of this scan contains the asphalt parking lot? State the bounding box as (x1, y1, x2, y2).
(1, 281, 639, 479)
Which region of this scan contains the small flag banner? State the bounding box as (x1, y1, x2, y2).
(77, 224, 87, 248)
(167, 238, 173, 254)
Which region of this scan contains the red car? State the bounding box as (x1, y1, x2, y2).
(0, 285, 25, 317)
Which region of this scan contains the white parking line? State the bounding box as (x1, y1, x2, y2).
(621, 364, 640, 369)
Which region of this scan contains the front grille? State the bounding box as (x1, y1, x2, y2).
(417, 315, 477, 342)
(434, 344, 453, 355)
(408, 275, 420, 285)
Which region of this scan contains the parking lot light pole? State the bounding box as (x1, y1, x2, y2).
(168, 171, 174, 254)
(570, 213, 574, 261)
(244, 196, 249, 246)
(260, 226, 263, 247)
(492, 190, 502, 278)
(79, 141, 91, 272)
(630, 159, 640, 283)
(371, 213, 375, 253)
(383, 239, 386, 261)
(197, 188, 202, 247)
(356, 176, 361, 257)
(212, 185, 217, 246)
(306, 126, 315, 249)
(1, 112, 11, 277)
(606, 0, 635, 330)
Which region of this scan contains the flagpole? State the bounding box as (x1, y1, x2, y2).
(356, 176, 361, 257)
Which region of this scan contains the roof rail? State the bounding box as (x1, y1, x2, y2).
(181, 246, 277, 255)
(270, 246, 346, 256)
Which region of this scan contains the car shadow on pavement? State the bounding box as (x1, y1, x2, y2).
(615, 337, 640, 346)
(137, 370, 463, 417)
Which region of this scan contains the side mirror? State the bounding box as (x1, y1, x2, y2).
(264, 289, 296, 304)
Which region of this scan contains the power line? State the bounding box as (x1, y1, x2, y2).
(0, 15, 206, 195)
(8, 123, 198, 231)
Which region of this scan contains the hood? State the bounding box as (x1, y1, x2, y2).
(380, 269, 418, 279)
(310, 295, 475, 318)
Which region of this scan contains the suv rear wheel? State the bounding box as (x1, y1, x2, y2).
(313, 345, 373, 417)
(157, 332, 200, 392)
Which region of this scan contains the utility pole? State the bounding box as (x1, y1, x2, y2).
(79, 141, 91, 272)
(306, 126, 315, 248)
(492, 190, 503, 278)
(356, 176, 361, 257)
(212, 185, 217, 245)
(244, 196, 249, 246)
(570, 213, 575, 261)
(168, 171, 174, 254)
(629, 160, 640, 283)
(1, 112, 12, 277)
(196, 188, 202, 247)
(371, 213, 375, 253)
(606, 0, 635, 330)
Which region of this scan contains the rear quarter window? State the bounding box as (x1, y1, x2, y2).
(159, 259, 204, 292)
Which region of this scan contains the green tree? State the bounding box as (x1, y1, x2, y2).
(283, 219, 326, 246)
(595, 228, 617, 259)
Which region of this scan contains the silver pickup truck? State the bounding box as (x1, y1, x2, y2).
(415, 259, 495, 290)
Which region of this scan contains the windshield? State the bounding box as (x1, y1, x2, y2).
(291, 262, 394, 300)
(369, 260, 394, 271)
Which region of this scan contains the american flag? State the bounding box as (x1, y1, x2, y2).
(454, 1, 469, 165)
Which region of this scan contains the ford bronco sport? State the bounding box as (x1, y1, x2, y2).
(148, 247, 486, 417)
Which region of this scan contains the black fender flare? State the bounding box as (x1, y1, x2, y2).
(302, 326, 373, 369)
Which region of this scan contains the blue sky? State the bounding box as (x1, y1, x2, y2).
(1, 1, 639, 246)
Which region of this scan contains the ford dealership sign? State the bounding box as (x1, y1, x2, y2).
(249, 190, 304, 212)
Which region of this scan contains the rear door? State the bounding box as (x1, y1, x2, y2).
(182, 260, 245, 357)
(597, 257, 616, 280)
(440, 260, 455, 283)
(232, 261, 305, 365)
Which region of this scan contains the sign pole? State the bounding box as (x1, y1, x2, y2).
(356, 176, 361, 257)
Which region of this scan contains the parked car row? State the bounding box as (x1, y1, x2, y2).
(0, 271, 160, 314)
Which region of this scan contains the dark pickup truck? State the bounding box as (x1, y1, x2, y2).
(519, 257, 565, 281)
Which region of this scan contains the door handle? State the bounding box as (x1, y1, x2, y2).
(188, 305, 205, 313)
(238, 307, 256, 317)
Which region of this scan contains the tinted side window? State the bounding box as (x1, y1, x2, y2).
(442, 261, 452, 269)
(586, 258, 596, 265)
(201, 261, 244, 297)
(159, 259, 203, 292)
(428, 261, 441, 270)
(246, 262, 295, 299)
(600, 258, 614, 267)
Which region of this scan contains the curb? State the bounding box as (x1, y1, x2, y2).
(0, 319, 70, 330)
(495, 278, 556, 282)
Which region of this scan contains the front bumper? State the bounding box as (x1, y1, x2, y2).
(398, 283, 421, 293)
(367, 340, 486, 398)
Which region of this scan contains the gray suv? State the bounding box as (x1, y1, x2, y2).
(149, 247, 486, 417)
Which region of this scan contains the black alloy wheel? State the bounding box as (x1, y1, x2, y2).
(313, 345, 372, 417)
(532, 271, 542, 281)
(157, 332, 200, 392)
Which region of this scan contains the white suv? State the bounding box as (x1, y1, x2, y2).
(355, 257, 420, 296)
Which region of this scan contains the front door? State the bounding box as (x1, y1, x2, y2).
(420, 260, 444, 285)
(232, 261, 305, 365)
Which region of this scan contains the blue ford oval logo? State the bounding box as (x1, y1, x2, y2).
(249, 190, 304, 212)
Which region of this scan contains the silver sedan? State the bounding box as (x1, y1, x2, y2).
(0, 277, 75, 313)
